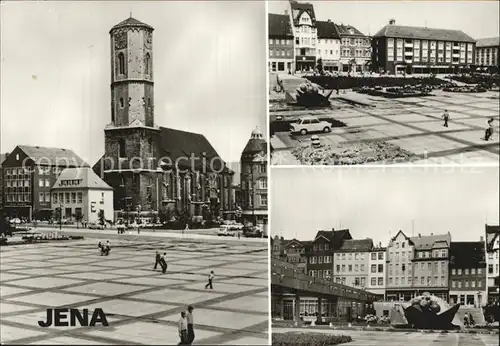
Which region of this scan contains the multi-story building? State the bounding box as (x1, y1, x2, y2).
(372, 19, 475, 75)
(333, 239, 373, 289)
(0, 153, 6, 212)
(288, 1, 317, 72)
(336, 23, 371, 73)
(386, 230, 415, 301)
(51, 167, 114, 224)
(269, 13, 295, 73)
(2, 145, 88, 221)
(94, 17, 235, 224)
(475, 37, 499, 72)
(368, 245, 386, 296)
(305, 229, 352, 280)
(316, 19, 341, 72)
(240, 127, 267, 228)
(485, 224, 500, 303)
(410, 233, 451, 301)
(449, 241, 487, 307)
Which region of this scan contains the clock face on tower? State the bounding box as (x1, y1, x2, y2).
(115, 32, 127, 49)
(144, 33, 152, 49)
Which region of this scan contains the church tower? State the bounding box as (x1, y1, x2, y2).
(103, 16, 162, 218)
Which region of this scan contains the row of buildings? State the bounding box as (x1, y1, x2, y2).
(1, 16, 268, 228)
(269, 1, 499, 75)
(271, 225, 500, 309)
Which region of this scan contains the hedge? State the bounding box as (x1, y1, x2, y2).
(306, 76, 446, 90)
(450, 74, 500, 85)
(272, 332, 352, 346)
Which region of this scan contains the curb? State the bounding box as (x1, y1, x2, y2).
(272, 325, 499, 335)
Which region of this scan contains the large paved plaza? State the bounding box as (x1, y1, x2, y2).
(271, 89, 499, 165)
(0, 234, 269, 345)
(274, 328, 500, 346)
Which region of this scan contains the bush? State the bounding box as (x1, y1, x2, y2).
(306, 76, 446, 90)
(272, 332, 352, 346)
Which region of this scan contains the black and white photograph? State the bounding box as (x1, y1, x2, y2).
(0, 1, 268, 345)
(269, 1, 500, 166)
(271, 166, 499, 345)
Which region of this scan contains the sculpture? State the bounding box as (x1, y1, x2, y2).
(285, 80, 333, 107)
(402, 293, 460, 330)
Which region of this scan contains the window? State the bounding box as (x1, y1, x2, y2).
(471, 268, 476, 275)
(53, 193, 58, 203)
(71, 193, 76, 203)
(378, 252, 383, 260)
(348, 265, 352, 272)
(465, 280, 469, 288)
(471, 280, 476, 288)
(378, 277, 383, 286)
(45, 179, 50, 187)
(341, 264, 345, 272)
(458, 281, 462, 288)
(336, 265, 340, 272)
(118, 52, 125, 75)
(452, 269, 456, 275)
(371, 264, 377, 273)
(355, 253, 359, 260)
(378, 264, 383, 273)
(45, 192, 50, 202)
(318, 256, 323, 264)
(464, 268, 469, 275)
(65, 193, 70, 203)
(478, 268, 482, 274)
(119, 139, 126, 158)
(371, 278, 376, 286)
(145, 53, 151, 75)
(355, 264, 359, 272)
(489, 264, 493, 274)
(39, 192, 44, 202)
(452, 280, 456, 288)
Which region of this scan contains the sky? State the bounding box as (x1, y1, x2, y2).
(271, 166, 500, 245)
(268, 1, 500, 39)
(0, 1, 267, 167)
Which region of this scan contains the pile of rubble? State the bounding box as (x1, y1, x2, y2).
(292, 141, 416, 165)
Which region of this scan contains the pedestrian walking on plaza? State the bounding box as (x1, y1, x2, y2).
(178, 311, 188, 344)
(484, 117, 495, 141)
(205, 270, 214, 289)
(463, 312, 469, 327)
(160, 252, 168, 274)
(186, 306, 195, 345)
(442, 110, 450, 127)
(153, 250, 161, 270)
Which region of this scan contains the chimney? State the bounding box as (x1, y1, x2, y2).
(389, 19, 396, 25)
(418, 233, 421, 237)
(480, 236, 484, 242)
(327, 19, 331, 23)
(430, 233, 433, 236)
(284, 9, 288, 15)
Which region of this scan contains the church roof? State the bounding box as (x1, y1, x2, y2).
(110, 17, 154, 32)
(53, 167, 113, 190)
(159, 127, 231, 173)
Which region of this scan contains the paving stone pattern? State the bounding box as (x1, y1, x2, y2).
(0, 238, 269, 345)
(271, 91, 500, 165)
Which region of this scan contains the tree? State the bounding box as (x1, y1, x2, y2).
(316, 58, 324, 74)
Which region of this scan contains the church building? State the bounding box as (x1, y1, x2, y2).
(94, 16, 234, 224)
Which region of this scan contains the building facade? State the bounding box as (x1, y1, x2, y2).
(240, 128, 267, 228)
(0, 153, 6, 213)
(288, 1, 317, 72)
(410, 233, 451, 301)
(485, 224, 500, 303)
(372, 19, 475, 74)
(333, 239, 373, 289)
(316, 20, 341, 71)
(269, 13, 295, 73)
(475, 37, 499, 72)
(336, 23, 371, 73)
(368, 246, 386, 296)
(51, 168, 114, 224)
(449, 241, 487, 307)
(2, 146, 88, 221)
(96, 17, 234, 224)
(385, 230, 415, 301)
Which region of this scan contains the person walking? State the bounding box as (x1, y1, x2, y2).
(153, 251, 161, 270)
(160, 252, 168, 274)
(186, 306, 195, 345)
(463, 312, 469, 327)
(178, 311, 188, 344)
(442, 110, 450, 127)
(205, 270, 214, 289)
(485, 117, 495, 141)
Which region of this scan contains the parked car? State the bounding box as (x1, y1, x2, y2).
(88, 222, 104, 230)
(9, 218, 21, 225)
(218, 225, 237, 237)
(243, 225, 262, 238)
(290, 116, 332, 135)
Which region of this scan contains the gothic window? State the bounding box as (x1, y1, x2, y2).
(111, 107, 115, 123)
(118, 53, 125, 75)
(119, 97, 124, 108)
(145, 53, 151, 75)
(119, 139, 126, 158)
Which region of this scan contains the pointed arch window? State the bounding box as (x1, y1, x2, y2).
(119, 138, 126, 158)
(145, 53, 151, 75)
(118, 52, 125, 75)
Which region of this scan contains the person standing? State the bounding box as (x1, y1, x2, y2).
(186, 306, 195, 344)
(485, 117, 495, 141)
(178, 311, 188, 344)
(153, 251, 161, 270)
(160, 252, 168, 274)
(205, 270, 214, 289)
(442, 110, 450, 127)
